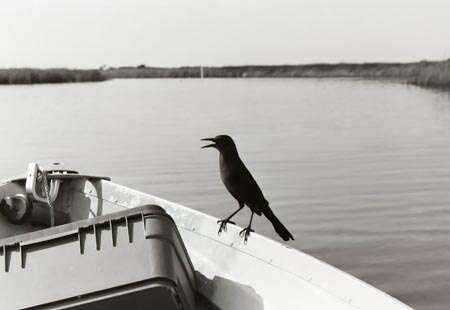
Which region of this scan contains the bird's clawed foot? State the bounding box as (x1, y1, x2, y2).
(217, 218, 236, 234)
(239, 226, 255, 243)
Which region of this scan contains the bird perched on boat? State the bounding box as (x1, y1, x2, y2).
(201, 135, 294, 242)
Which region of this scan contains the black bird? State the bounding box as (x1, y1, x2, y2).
(202, 135, 294, 242)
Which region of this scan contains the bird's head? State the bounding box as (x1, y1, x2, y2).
(201, 135, 237, 154)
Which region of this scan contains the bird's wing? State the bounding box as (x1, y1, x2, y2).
(226, 160, 268, 215)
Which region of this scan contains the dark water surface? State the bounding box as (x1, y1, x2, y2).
(1, 79, 450, 310)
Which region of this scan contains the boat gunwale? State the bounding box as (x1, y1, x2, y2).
(76, 179, 414, 310)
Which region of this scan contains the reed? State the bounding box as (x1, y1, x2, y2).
(104, 60, 450, 89)
(1, 60, 449, 89)
(0, 68, 106, 85)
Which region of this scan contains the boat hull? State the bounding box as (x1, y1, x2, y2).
(0, 175, 414, 310)
(68, 178, 413, 310)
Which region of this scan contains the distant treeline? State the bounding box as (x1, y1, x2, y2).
(104, 60, 450, 88)
(0, 68, 106, 85)
(1, 60, 449, 89)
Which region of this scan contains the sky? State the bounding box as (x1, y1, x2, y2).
(1, 0, 449, 68)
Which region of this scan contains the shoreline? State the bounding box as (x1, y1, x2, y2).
(104, 60, 450, 89)
(0, 68, 107, 85)
(1, 60, 449, 89)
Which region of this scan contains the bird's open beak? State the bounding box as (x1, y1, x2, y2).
(201, 138, 216, 149)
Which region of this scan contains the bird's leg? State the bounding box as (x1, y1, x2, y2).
(217, 203, 244, 234)
(239, 211, 255, 243)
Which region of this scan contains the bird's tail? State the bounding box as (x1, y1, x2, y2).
(262, 207, 294, 241)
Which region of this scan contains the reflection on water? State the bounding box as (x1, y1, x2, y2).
(1, 78, 450, 310)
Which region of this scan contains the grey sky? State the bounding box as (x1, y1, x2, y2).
(1, 0, 449, 68)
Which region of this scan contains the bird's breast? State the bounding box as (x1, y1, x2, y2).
(219, 154, 241, 192)
(219, 153, 238, 171)
(219, 155, 232, 181)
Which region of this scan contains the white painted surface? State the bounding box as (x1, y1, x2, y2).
(74, 179, 414, 310)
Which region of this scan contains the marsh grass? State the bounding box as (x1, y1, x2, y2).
(408, 60, 450, 88)
(0, 68, 106, 85)
(104, 60, 450, 89)
(1, 61, 449, 89)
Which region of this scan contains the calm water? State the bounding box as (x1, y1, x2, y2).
(1, 78, 450, 310)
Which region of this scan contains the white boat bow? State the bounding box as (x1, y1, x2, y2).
(0, 163, 414, 310)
